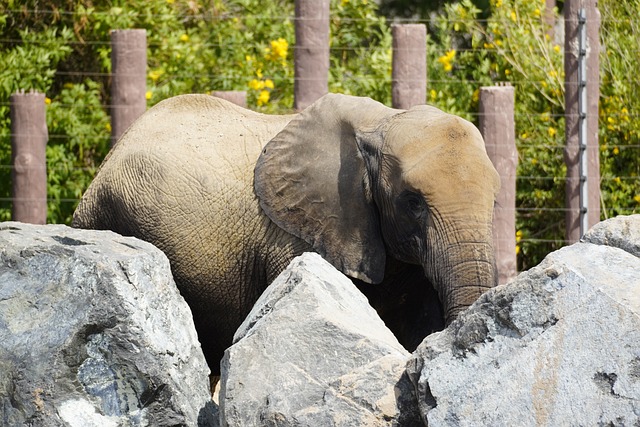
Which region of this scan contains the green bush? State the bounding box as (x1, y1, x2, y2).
(0, 0, 637, 270)
(598, 0, 640, 220)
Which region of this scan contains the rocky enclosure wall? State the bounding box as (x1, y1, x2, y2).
(1, 215, 638, 426)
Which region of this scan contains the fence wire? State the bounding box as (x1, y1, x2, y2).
(1, 6, 638, 261)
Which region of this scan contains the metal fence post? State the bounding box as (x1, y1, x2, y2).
(563, 0, 600, 242)
(111, 29, 147, 145)
(479, 85, 517, 285)
(391, 24, 427, 109)
(10, 91, 48, 224)
(294, 0, 329, 111)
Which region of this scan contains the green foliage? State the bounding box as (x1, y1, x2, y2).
(0, 0, 637, 271)
(45, 81, 110, 223)
(329, 0, 392, 104)
(598, 0, 640, 219)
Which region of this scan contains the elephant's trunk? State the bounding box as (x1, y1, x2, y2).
(441, 257, 497, 324)
(428, 233, 498, 325)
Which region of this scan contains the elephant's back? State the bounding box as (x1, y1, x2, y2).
(111, 94, 293, 170)
(74, 93, 293, 250)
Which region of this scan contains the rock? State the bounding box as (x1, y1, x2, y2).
(0, 222, 218, 426)
(582, 214, 640, 257)
(219, 252, 421, 426)
(407, 215, 640, 426)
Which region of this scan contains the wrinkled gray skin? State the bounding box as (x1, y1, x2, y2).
(73, 93, 500, 375)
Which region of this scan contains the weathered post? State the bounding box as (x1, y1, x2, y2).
(210, 91, 247, 108)
(564, 0, 600, 242)
(294, 0, 329, 111)
(392, 24, 427, 109)
(10, 91, 48, 224)
(479, 85, 517, 285)
(111, 29, 147, 145)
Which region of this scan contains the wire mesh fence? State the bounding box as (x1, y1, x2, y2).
(1, 0, 638, 272)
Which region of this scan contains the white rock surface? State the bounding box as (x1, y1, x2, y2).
(220, 252, 421, 426)
(0, 222, 217, 426)
(407, 215, 640, 426)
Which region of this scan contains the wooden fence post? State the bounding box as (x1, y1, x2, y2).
(294, 0, 329, 111)
(479, 85, 517, 285)
(563, 0, 600, 242)
(10, 91, 48, 224)
(111, 29, 147, 145)
(391, 24, 427, 109)
(210, 91, 247, 108)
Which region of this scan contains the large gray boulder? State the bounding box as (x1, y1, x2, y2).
(0, 222, 217, 426)
(582, 214, 640, 257)
(407, 215, 640, 426)
(219, 252, 421, 426)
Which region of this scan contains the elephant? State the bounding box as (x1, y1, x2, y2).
(72, 93, 500, 375)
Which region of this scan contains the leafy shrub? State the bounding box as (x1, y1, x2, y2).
(0, 0, 637, 271)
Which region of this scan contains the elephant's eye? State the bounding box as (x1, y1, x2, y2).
(400, 191, 426, 220)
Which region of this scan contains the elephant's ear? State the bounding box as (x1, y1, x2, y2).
(255, 93, 397, 284)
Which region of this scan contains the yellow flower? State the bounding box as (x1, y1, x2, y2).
(145, 91, 152, 100)
(105, 122, 112, 132)
(484, 42, 494, 49)
(516, 230, 523, 242)
(495, 0, 503, 7)
(634, 195, 640, 204)
(63, 83, 74, 89)
(614, 177, 621, 184)
(341, 0, 349, 5)
(264, 79, 274, 89)
(257, 90, 270, 106)
(515, 245, 521, 255)
(510, 11, 517, 21)
(531, 158, 539, 165)
(520, 132, 528, 139)
(180, 34, 189, 42)
(149, 69, 163, 82)
(437, 49, 456, 72)
(472, 88, 480, 103)
(246, 55, 253, 62)
(249, 79, 265, 90)
(534, 8, 541, 17)
(505, 69, 511, 76)
(265, 38, 289, 62)
(613, 146, 619, 155)
(166, 0, 174, 3)
(607, 116, 616, 124)
(256, 69, 263, 79)
(553, 45, 561, 53)
(548, 127, 557, 137)
(429, 89, 437, 101)
(44, 97, 51, 105)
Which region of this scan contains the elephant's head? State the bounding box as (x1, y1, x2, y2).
(254, 93, 500, 325)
